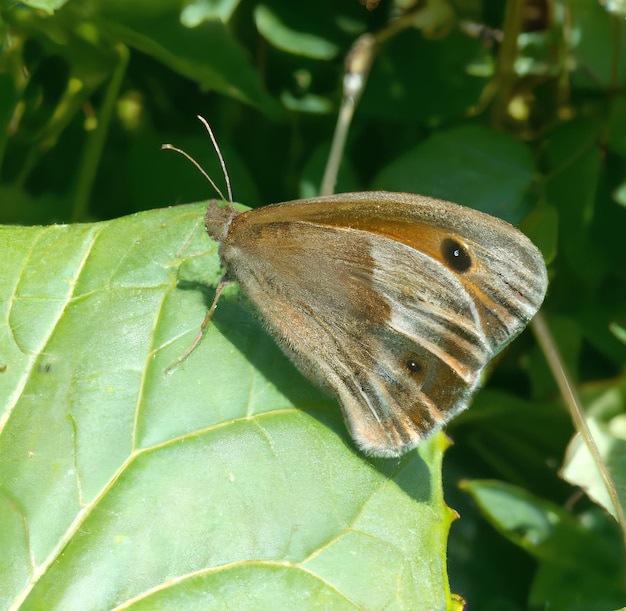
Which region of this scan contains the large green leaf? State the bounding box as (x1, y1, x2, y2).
(0, 203, 456, 609)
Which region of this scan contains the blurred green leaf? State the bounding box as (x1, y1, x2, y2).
(608, 96, 626, 158)
(361, 29, 491, 124)
(91, 8, 280, 116)
(463, 480, 626, 611)
(561, 389, 626, 521)
(569, 0, 626, 89)
(14, 0, 69, 13)
(180, 0, 243, 26)
(451, 390, 572, 500)
(372, 125, 535, 224)
(255, 4, 339, 60)
(519, 201, 558, 265)
(543, 119, 601, 279)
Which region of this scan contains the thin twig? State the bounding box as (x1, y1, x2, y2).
(320, 34, 376, 196)
(531, 312, 626, 560)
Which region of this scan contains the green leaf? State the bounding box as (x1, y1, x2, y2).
(12, 0, 68, 14)
(180, 0, 242, 26)
(255, 4, 339, 60)
(4, 1, 281, 118)
(561, 390, 626, 521)
(0, 204, 456, 609)
(372, 125, 536, 224)
(569, 0, 626, 89)
(450, 390, 572, 499)
(519, 201, 558, 265)
(543, 119, 601, 280)
(253, 0, 367, 60)
(361, 29, 491, 125)
(462, 480, 626, 611)
(93, 12, 280, 117)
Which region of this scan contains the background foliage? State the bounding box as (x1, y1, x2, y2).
(1, 0, 626, 609)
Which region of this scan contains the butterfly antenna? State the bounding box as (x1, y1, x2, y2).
(162, 117, 234, 374)
(161, 143, 228, 202)
(197, 115, 233, 203)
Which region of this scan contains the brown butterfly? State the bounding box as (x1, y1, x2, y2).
(204, 191, 548, 457)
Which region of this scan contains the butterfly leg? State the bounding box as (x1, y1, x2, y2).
(165, 274, 231, 374)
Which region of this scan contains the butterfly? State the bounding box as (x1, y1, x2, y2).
(202, 191, 547, 457)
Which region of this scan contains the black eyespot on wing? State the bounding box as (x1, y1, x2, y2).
(441, 238, 473, 273)
(406, 357, 423, 375)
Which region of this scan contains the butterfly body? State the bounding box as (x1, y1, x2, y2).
(205, 191, 547, 457)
